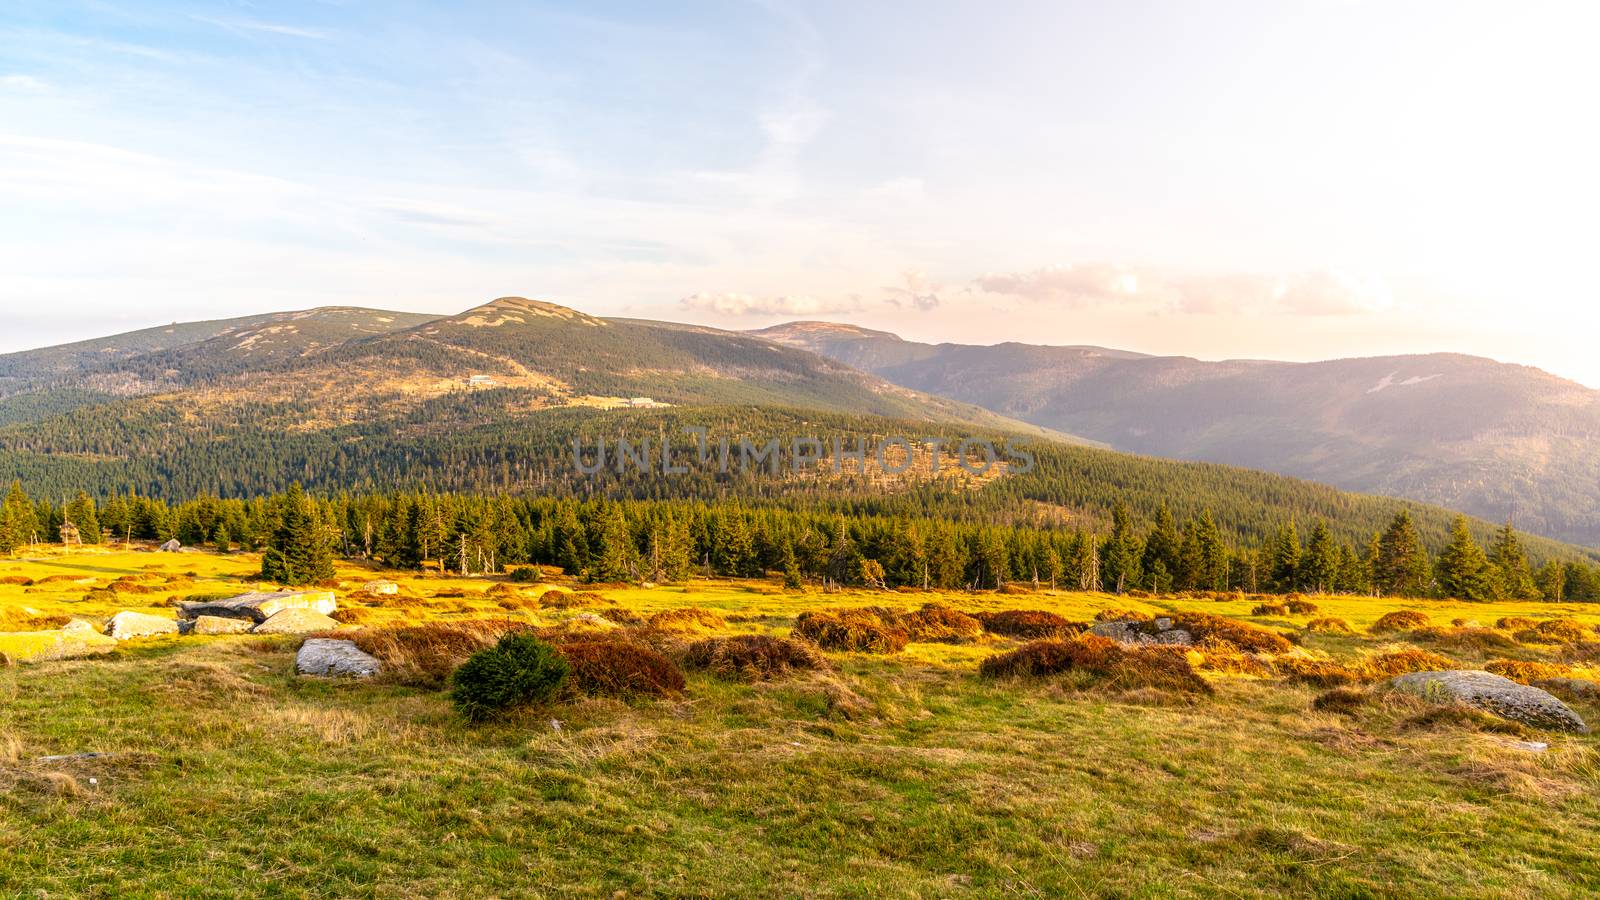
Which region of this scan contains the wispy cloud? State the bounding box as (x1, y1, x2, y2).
(681, 292, 860, 317)
(0, 74, 48, 91)
(972, 264, 1393, 317)
(190, 16, 332, 41)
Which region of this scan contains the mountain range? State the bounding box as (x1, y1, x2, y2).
(1, 297, 1595, 561)
(754, 321, 1600, 545)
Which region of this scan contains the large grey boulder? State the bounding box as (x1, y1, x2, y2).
(252, 607, 339, 634)
(1390, 670, 1589, 733)
(178, 590, 337, 623)
(186, 615, 255, 635)
(106, 611, 179, 640)
(296, 638, 380, 678)
(1089, 619, 1194, 647)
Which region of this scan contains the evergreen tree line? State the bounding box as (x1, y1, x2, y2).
(4, 479, 1597, 601)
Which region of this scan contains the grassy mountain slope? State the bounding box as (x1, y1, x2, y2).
(756, 323, 1600, 546)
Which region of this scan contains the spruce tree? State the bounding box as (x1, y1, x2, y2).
(1300, 520, 1339, 594)
(1434, 515, 1494, 601)
(261, 483, 335, 586)
(1374, 510, 1431, 597)
(1267, 519, 1302, 592)
(1487, 521, 1538, 600)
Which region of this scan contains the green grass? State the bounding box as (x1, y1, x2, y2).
(3, 549, 1600, 897)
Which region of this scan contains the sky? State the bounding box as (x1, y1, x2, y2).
(3, 0, 1598, 385)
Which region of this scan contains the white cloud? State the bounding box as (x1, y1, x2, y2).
(0, 74, 47, 91)
(189, 16, 332, 41)
(884, 270, 943, 311)
(973, 263, 1140, 306)
(681, 292, 859, 317)
(1273, 270, 1394, 315)
(971, 263, 1393, 317)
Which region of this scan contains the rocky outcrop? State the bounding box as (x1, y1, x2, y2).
(0, 620, 118, 663)
(295, 638, 380, 678)
(106, 611, 179, 640)
(1390, 670, 1589, 733)
(362, 581, 399, 595)
(252, 608, 339, 634)
(1089, 617, 1194, 647)
(185, 615, 256, 635)
(178, 591, 337, 623)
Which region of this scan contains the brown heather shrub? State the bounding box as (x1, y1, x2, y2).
(1559, 641, 1600, 663)
(1522, 619, 1592, 644)
(1484, 659, 1569, 684)
(1357, 647, 1455, 679)
(1125, 589, 1154, 599)
(1190, 644, 1274, 677)
(1272, 656, 1358, 687)
(0, 609, 71, 631)
(540, 590, 608, 610)
(595, 606, 645, 627)
(683, 634, 828, 681)
(999, 583, 1037, 595)
(1172, 612, 1291, 654)
(978, 635, 1212, 695)
(329, 606, 382, 626)
(34, 574, 86, 585)
(1285, 599, 1319, 615)
(1094, 608, 1150, 623)
(1251, 601, 1289, 616)
(793, 609, 908, 653)
(560, 640, 684, 698)
(109, 581, 156, 594)
(1370, 610, 1430, 634)
(978, 609, 1084, 640)
(897, 603, 982, 643)
(1312, 686, 1370, 714)
(1405, 626, 1519, 653)
(1304, 617, 1353, 634)
(648, 607, 727, 634)
(1495, 616, 1537, 631)
(0, 575, 33, 586)
(345, 620, 522, 688)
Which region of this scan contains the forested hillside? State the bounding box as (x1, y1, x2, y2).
(756, 322, 1600, 545)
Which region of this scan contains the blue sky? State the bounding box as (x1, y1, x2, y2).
(3, 1, 1598, 385)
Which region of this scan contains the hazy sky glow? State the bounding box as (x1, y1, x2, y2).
(3, 1, 1598, 384)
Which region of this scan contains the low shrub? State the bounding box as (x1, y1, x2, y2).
(683, 634, 828, 680)
(595, 607, 645, 627)
(648, 607, 727, 633)
(1357, 647, 1455, 679)
(1520, 619, 1592, 644)
(897, 603, 982, 643)
(0, 576, 33, 586)
(979, 635, 1211, 694)
(1312, 686, 1370, 714)
(329, 606, 382, 626)
(1370, 610, 1429, 634)
(1484, 659, 1569, 684)
(1285, 599, 1319, 615)
(451, 633, 570, 722)
(1094, 608, 1149, 623)
(540, 590, 607, 610)
(560, 640, 684, 698)
(1495, 616, 1537, 631)
(507, 566, 542, 584)
(793, 609, 909, 653)
(999, 583, 1037, 595)
(1251, 602, 1289, 616)
(1405, 626, 1519, 653)
(1172, 612, 1291, 654)
(977, 609, 1083, 640)
(0, 609, 71, 631)
(1304, 617, 1353, 634)
(351, 620, 520, 688)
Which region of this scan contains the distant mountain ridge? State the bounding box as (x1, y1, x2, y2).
(754, 322, 1600, 545)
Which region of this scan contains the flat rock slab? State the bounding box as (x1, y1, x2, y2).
(252, 607, 340, 634)
(0, 622, 118, 663)
(106, 610, 179, 640)
(1391, 670, 1589, 733)
(296, 638, 380, 678)
(362, 581, 399, 595)
(1089, 620, 1194, 647)
(179, 590, 337, 623)
(186, 615, 256, 635)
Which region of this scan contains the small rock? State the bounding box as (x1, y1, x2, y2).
(1390, 670, 1589, 733)
(105, 611, 179, 640)
(159, 539, 182, 552)
(253, 608, 340, 634)
(186, 615, 255, 635)
(362, 580, 399, 595)
(1089, 620, 1194, 646)
(295, 638, 380, 678)
(1152, 617, 1174, 632)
